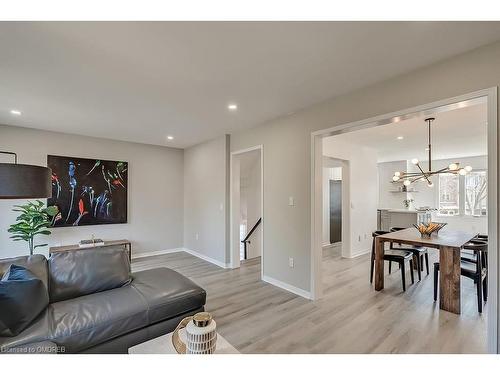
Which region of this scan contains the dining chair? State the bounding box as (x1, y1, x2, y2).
(433, 240, 488, 313)
(370, 231, 415, 292)
(390, 227, 429, 281)
(462, 236, 488, 270)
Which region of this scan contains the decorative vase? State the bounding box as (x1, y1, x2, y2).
(172, 312, 217, 354)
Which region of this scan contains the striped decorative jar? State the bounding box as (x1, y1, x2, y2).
(172, 312, 217, 354)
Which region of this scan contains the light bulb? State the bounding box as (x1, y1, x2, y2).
(392, 176, 400, 182)
(458, 168, 467, 176)
(403, 180, 411, 186)
(411, 158, 419, 165)
(427, 182, 434, 188)
(394, 171, 401, 177)
(465, 165, 472, 172)
(448, 163, 458, 171)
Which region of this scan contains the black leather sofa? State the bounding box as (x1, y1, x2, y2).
(0, 247, 206, 353)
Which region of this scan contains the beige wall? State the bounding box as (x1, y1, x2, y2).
(183, 135, 230, 265)
(230, 41, 500, 294)
(0, 124, 184, 258)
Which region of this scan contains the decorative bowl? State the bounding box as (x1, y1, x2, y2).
(413, 222, 447, 238)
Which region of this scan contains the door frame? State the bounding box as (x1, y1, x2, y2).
(310, 87, 498, 353)
(230, 145, 264, 277)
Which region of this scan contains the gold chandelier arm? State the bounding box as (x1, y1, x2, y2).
(415, 163, 432, 185)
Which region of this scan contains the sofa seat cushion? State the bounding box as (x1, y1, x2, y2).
(1, 340, 59, 354)
(131, 268, 206, 324)
(0, 310, 51, 352)
(48, 285, 148, 353)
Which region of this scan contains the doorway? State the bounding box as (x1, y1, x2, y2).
(323, 158, 350, 259)
(230, 145, 264, 274)
(310, 88, 498, 353)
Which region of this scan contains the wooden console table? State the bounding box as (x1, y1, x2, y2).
(49, 239, 132, 261)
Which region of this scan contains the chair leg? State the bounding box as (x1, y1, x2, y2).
(401, 262, 406, 292)
(389, 261, 392, 274)
(370, 250, 375, 283)
(409, 259, 415, 284)
(433, 264, 438, 301)
(477, 276, 483, 313)
(416, 255, 422, 281)
(424, 253, 430, 275)
(483, 277, 488, 302)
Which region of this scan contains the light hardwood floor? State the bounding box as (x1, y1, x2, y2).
(132, 248, 487, 353)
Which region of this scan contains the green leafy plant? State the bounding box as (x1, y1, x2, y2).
(8, 200, 59, 255)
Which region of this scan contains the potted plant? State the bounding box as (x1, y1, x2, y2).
(8, 200, 58, 255)
(403, 198, 414, 209)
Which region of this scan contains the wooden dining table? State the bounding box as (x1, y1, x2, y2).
(374, 227, 477, 314)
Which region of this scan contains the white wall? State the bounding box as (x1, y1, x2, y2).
(378, 160, 408, 209)
(229, 40, 500, 295)
(240, 153, 262, 259)
(183, 135, 230, 265)
(323, 138, 378, 258)
(0, 124, 184, 258)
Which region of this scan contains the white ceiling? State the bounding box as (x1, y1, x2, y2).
(1, 22, 500, 148)
(326, 102, 487, 162)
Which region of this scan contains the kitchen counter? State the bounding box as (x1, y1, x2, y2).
(377, 209, 418, 231)
(378, 208, 417, 213)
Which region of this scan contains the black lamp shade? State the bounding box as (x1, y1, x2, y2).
(0, 163, 52, 199)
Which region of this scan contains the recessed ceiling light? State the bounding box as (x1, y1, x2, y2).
(397, 136, 404, 140)
(167, 135, 174, 140)
(10, 109, 21, 115)
(227, 104, 238, 111)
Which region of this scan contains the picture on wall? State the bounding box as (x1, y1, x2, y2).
(47, 155, 128, 227)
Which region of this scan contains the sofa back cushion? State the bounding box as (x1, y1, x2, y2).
(0, 254, 48, 290)
(48, 247, 131, 303)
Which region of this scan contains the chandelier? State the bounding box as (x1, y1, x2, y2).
(392, 117, 472, 188)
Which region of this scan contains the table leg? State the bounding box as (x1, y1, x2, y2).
(439, 246, 461, 314)
(375, 237, 385, 291)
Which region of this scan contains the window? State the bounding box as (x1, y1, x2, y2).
(438, 173, 459, 216)
(437, 169, 488, 217)
(465, 171, 487, 216)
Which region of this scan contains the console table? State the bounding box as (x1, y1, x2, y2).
(49, 239, 132, 261)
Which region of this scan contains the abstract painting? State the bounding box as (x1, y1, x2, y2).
(47, 155, 128, 227)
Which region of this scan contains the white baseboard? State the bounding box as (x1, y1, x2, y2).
(182, 248, 230, 269)
(131, 246, 230, 269)
(346, 249, 371, 259)
(262, 275, 311, 300)
(133, 248, 311, 300)
(131, 248, 183, 259)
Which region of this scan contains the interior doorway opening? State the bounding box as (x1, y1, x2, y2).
(311, 88, 498, 353)
(322, 157, 349, 260)
(230, 146, 264, 273)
